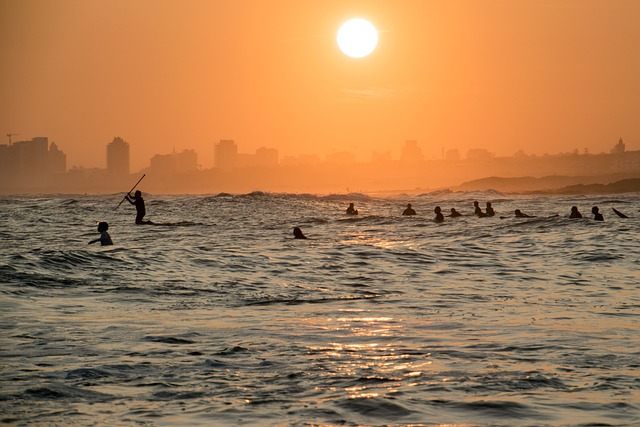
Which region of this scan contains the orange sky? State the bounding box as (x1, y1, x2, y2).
(1, 0, 639, 171)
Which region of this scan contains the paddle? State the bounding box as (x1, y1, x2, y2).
(114, 174, 146, 211)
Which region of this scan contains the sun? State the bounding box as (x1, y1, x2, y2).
(337, 18, 378, 58)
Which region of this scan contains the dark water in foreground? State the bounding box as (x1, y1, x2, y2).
(1, 192, 639, 426)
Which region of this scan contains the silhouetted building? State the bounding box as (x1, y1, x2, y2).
(214, 139, 237, 169)
(401, 140, 424, 164)
(611, 138, 625, 154)
(467, 148, 494, 160)
(49, 142, 67, 173)
(0, 136, 67, 191)
(150, 154, 176, 176)
(256, 147, 279, 167)
(150, 149, 198, 176)
(176, 149, 198, 173)
(107, 137, 130, 175)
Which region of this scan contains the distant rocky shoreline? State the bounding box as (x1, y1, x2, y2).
(455, 175, 640, 195)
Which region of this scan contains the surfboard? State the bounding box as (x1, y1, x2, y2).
(612, 207, 629, 218)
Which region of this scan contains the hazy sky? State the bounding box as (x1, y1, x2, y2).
(2, 0, 639, 171)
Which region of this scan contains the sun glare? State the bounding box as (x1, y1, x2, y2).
(337, 18, 378, 58)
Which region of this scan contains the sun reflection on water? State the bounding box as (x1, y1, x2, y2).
(307, 310, 436, 400)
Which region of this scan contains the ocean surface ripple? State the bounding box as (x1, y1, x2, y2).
(1, 192, 639, 426)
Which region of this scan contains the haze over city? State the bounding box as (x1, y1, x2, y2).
(2, 0, 639, 174)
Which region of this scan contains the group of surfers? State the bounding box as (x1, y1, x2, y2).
(343, 201, 613, 222)
(294, 201, 614, 239)
(86, 190, 621, 244)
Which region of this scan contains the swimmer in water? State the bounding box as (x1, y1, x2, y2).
(514, 209, 533, 218)
(434, 206, 444, 223)
(569, 206, 582, 218)
(449, 208, 462, 217)
(473, 201, 485, 217)
(88, 221, 113, 246)
(293, 227, 307, 239)
(591, 206, 604, 221)
(402, 203, 416, 216)
(346, 203, 358, 215)
(485, 202, 495, 217)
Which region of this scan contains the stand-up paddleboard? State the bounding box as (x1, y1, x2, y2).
(136, 221, 203, 227)
(612, 207, 628, 218)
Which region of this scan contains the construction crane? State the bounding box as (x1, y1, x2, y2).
(6, 133, 19, 145)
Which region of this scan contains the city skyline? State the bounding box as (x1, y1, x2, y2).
(2, 133, 634, 174)
(2, 1, 639, 173)
(2, 134, 638, 195)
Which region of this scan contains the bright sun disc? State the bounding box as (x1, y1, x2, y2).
(337, 18, 378, 58)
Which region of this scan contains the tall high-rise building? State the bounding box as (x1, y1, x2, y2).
(0, 136, 67, 189)
(401, 140, 424, 164)
(214, 139, 238, 169)
(49, 142, 67, 173)
(107, 137, 130, 175)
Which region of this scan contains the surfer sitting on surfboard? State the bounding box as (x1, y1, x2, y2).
(293, 227, 307, 239)
(448, 208, 462, 217)
(591, 206, 604, 221)
(434, 206, 444, 223)
(473, 201, 485, 217)
(402, 203, 416, 216)
(125, 190, 153, 224)
(569, 206, 582, 218)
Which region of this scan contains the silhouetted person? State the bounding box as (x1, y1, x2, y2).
(402, 203, 416, 216)
(125, 190, 153, 224)
(434, 206, 444, 223)
(449, 208, 462, 217)
(293, 227, 307, 239)
(514, 209, 533, 218)
(485, 202, 495, 217)
(569, 206, 582, 218)
(89, 221, 113, 246)
(473, 201, 485, 217)
(346, 203, 358, 215)
(592, 206, 604, 221)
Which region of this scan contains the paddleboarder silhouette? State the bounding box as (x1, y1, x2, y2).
(125, 190, 153, 224)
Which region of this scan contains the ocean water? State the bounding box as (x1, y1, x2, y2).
(1, 191, 639, 426)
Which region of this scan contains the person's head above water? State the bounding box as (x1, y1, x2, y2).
(407, 203, 412, 208)
(97, 221, 109, 232)
(134, 190, 142, 197)
(434, 206, 441, 214)
(293, 227, 307, 239)
(592, 206, 599, 214)
(571, 206, 579, 213)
